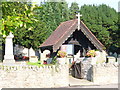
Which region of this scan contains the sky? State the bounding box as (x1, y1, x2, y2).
(67, 0, 119, 11)
(31, 0, 119, 12)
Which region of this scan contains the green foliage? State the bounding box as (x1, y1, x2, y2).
(80, 4, 118, 52)
(27, 61, 56, 66)
(1, 2, 38, 36)
(69, 2, 79, 19)
(1, 1, 119, 54)
(38, 1, 70, 33)
(1, 1, 70, 50)
(27, 61, 43, 67)
(2, 2, 48, 50)
(13, 20, 48, 50)
(51, 56, 57, 65)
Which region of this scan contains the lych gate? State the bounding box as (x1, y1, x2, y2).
(39, 18, 105, 61)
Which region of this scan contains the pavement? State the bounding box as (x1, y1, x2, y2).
(67, 84, 118, 88)
(69, 75, 94, 86)
(69, 75, 118, 88)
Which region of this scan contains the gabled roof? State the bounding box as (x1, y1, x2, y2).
(40, 19, 105, 52)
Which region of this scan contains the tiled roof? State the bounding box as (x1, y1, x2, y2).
(40, 19, 78, 48)
(40, 19, 105, 51)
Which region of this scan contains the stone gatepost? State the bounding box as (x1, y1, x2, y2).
(3, 32, 15, 65)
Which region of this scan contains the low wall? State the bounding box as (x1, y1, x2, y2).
(0, 64, 69, 88)
(93, 63, 118, 85)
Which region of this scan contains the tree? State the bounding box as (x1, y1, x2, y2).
(80, 4, 119, 52)
(38, 1, 70, 33)
(1, 2, 37, 36)
(1, 2, 48, 50)
(69, 2, 79, 19)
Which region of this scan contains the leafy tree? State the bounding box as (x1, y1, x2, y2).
(1, 1, 70, 50)
(38, 1, 70, 33)
(69, 2, 79, 19)
(1, 2, 48, 50)
(1, 2, 37, 36)
(1, 1, 119, 54)
(14, 21, 48, 50)
(80, 4, 118, 52)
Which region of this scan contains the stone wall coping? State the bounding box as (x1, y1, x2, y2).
(0, 64, 68, 71)
(93, 63, 119, 67)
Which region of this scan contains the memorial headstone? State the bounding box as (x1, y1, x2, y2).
(107, 56, 116, 63)
(29, 56, 38, 63)
(3, 32, 15, 65)
(113, 52, 117, 58)
(41, 50, 50, 64)
(109, 52, 113, 56)
(29, 47, 35, 56)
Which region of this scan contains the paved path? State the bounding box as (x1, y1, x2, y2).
(69, 75, 118, 88)
(69, 75, 94, 86)
(67, 84, 118, 88)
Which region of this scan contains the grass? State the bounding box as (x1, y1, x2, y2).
(27, 61, 43, 67)
(27, 61, 56, 67)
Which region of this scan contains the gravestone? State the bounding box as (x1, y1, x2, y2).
(41, 50, 50, 64)
(113, 52, 117, 58)
(109, 52, 113, 56)
(3, 32, 15, 65)
(118, 54, 120, 58)
(117, 55, 120, 64)
(29, 48, 38, 63)
(107, 56, 116, 63)
(29, 56, 38, 63)
(29, 47, 35, 56)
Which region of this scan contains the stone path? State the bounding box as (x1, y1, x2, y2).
(69, 75, 94, 86)
(68, 75, 118, 88)
(69, 75, 119, 88)
(67, 84, 118, 88)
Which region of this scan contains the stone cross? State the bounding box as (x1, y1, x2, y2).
(3, 32, 15, 65)
(76, 13, 82, 30)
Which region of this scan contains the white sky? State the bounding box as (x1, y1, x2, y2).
(32, 0, 119, 12)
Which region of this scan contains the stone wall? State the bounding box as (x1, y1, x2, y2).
(0, 64, 69, 88)
(93, 63, 118, 85)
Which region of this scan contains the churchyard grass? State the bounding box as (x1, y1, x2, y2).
(27, 61, 56, 67)
(27, 61, 43, 67)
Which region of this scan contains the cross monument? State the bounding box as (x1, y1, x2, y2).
(76, 13, 82, 30)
